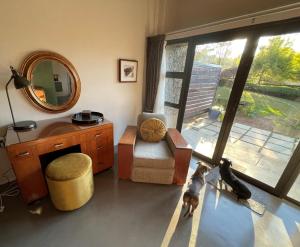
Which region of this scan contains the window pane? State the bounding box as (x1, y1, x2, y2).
(164, 106, 179, 128)
(182, 39, 247, 158)
(165, 78, 182, 104)
(223, 33, 300, 187)
(166, 43, 188, 72)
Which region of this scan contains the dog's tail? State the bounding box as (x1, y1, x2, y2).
(184, 204, 191, 217)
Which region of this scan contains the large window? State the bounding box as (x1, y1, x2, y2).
(164, 18, 300, 205)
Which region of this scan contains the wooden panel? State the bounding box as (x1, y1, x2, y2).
(118, 126, 137, 145)
(173, 148, 192, 185)
(7, 145, 47, 203)
(5, 116, 113, 147)
(37, 135, 79, 154)
(87, 125, 114, 174)
(167, 128, 191, 149)
(184, 63, 221, 119)
(166, 128, 192, 185)
(118, 126, 137, 180)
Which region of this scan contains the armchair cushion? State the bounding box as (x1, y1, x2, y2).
(140, 118, 167, 142)
(131, 167, 174, 184)
(137, 112, 166, 138)
(133, 140, 175, 169)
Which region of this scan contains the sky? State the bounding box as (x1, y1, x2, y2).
(196, 32, 300, 59)
(230, 32, 300, 58)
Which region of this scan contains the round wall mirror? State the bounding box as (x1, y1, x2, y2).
(20, 51, 81, 113)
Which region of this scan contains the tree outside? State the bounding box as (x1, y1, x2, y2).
(193, 33, 300, 136)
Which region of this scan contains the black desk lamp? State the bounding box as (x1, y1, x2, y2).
(5, 66, 37, 131)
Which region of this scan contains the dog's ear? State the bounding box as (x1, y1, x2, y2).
(225, 159, 232, 166)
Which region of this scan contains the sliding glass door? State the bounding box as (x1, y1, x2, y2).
(224, 33, 300, 188)
(181, 39, 247, 158)
(165, 18, 300, 202)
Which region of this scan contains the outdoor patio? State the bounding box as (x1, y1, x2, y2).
(181, 115, 300, 199)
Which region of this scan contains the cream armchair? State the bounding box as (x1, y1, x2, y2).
(118, 113, 192, 185)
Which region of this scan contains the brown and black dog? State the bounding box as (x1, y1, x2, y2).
(182, 162, 210, 217)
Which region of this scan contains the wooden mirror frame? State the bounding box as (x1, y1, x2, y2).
(20, 51, 81, 113)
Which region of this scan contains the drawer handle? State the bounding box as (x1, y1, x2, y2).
(17, 151, 30, 157)
(54, 143, 64, 148)
(95, 134, 102, 138)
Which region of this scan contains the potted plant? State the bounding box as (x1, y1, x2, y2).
(208, 105, 224, 120)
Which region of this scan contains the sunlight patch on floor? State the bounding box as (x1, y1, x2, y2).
(251, 211, 293, 247)
(188, 184, 207, 247)
(160, 184, 207, 247)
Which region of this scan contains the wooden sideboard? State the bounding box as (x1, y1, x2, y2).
(5, 117, 114, 204)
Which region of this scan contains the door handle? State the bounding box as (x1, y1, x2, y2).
(17, 151, 30, 157)
(54, 143, 64, 148)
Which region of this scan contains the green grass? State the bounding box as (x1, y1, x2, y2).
(214, 86, 300, 133)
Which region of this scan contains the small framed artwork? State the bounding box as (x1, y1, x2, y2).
(119, 59, 138, 82)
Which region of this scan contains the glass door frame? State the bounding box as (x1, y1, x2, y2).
(166, 17, 300, 203)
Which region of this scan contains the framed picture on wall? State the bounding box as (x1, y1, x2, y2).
(119, 59, 138, 82)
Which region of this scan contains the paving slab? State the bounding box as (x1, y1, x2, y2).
(197, 128, 218, 137)
(233, 140, 261, 152)
(204, 124, 220, 132)
(229, 131, 243, 139)
(233, 122, 251, 130)
(231, 126, 248, 134)
(267, 138, 294, 149)
(224, 143, 261, 166)
(194, 141, 216, 158)
(193, 121, 211, 128)
(250, 127, 271, 136)
(229, 131, 242, 139)
(227, 137, 238, 144)
(264, 143, 293, 155)
(271, 133, 295, 143)
(245, 131, 269, 141)
(251, 158, 285, 187)
(260, 148, 290, 162)
(241, 135, 265, 147)
(211, 121, 222, 127)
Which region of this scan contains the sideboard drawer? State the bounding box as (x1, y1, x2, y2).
(9, 145, 35, 160)
(7, 144, 48, 203)
(87, 129, 106, 148)
(37, 135, 78, 154)
(86, 126, 114, 174)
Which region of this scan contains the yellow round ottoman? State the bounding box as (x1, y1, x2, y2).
(46, 153, 94, 211)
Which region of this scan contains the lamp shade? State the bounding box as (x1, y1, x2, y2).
(10, 66, 31, 89)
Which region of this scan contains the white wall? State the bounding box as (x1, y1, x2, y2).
(0, 0, 159, 184)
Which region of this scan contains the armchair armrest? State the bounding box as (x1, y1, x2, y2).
(118, 126, 137, 179)
(119, 126, 137, 145)
(166, 128, 192, 185)
(166, 128, 191, 150)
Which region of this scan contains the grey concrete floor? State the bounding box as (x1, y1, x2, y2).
(0, 158, 300, 247)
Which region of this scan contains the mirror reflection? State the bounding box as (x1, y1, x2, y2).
(31, 60, 74, 106)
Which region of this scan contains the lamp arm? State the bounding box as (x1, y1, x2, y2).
(5, 76, 16, 126)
